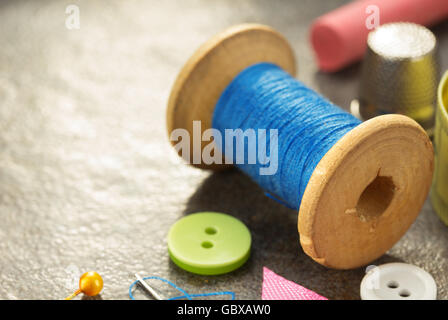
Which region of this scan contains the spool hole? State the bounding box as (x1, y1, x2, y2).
(355, 175, 395, 221)
(205, 227, 217, 235)
(201, 241, 213, 249)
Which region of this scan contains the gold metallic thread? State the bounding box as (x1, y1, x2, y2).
(431, 71, 448, 226)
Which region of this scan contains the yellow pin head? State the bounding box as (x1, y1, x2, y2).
(65, 271, 103, 300)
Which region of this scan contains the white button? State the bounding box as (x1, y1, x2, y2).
(360, 263, 437, 300)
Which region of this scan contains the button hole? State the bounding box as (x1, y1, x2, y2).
(387, 281, 399, 289)
(399, 289, 411, 298)
(201, 241, 213, 249)
(205, 227, 217, 235)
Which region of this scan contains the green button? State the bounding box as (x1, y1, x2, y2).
(168, 212, 251, 275)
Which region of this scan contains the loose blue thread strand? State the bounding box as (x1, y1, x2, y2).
(128, 276, 235, 300)
(212, 63, 361, 210)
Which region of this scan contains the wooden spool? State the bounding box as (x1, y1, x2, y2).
(167, 24, 434, 269)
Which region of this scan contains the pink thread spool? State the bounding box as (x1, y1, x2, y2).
(310, 0, 448, 72)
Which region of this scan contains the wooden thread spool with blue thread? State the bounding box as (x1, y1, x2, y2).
(167, 24, 434, 269)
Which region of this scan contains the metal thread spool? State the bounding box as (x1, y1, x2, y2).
(431, 71, 448, 226)
(356, 23, 439, 135)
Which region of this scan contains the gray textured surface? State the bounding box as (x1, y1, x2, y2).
(0, 0, 448, 300)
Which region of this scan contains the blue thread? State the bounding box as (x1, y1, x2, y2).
(212, 63, 361, 210)
(129, 276, 236, 300)
(169, 292, 236, 300)
(264, 192, 295, 210)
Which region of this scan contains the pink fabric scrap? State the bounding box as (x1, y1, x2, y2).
(261, 267, 327, 300)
